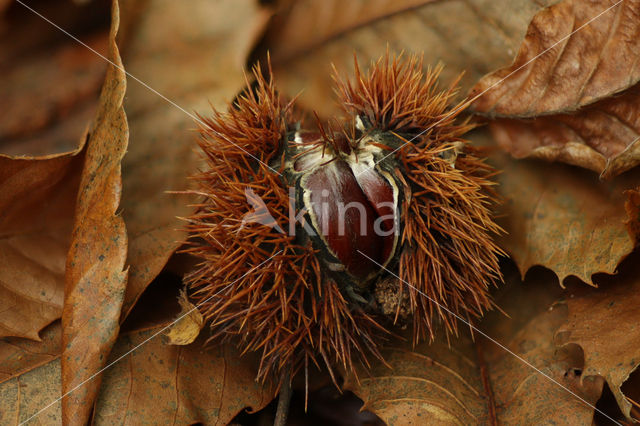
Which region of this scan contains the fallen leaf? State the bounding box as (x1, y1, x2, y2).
(265, 0, 554, 118)
(480, 269, 604, 424)
(469, 0, 640, 178)
(0, 313, 274, 425)
(345, 267, 605, 424)
(93, 326, 276, 425)
(0, 1, 112, 342)
(116, 0, 272, 319)
(0, 321, 60, 384)
(470, 0, 640, 116)
(462, 128, 638, 284)
(0, 360, 62, 425)
(0, 33, 107, 145)
(0, 322, 62, 425)
(266, 0, 438, 63)
(492, 148, 639, 284)
(484, 84, 640, 179)
(163, 290, 203, 346)
(557, 253, 640, 420)
(61, 1, 128, 423)
(0, 146, 84, 340)
(1, 103, 98, 158)
(0, 0, 110, 155)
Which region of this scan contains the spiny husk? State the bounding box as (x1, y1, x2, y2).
(183, 67, 386, 383)
(185, 53, 504, 384)
(336, 52, 504, 342)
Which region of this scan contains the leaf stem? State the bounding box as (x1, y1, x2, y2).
(274, 368, 292, 426)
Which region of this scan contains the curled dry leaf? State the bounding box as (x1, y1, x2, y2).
(115, 0, 271, 319)
(61, 1, 128, 423)
(469, 0, 640, 178)
(94, 327, 276, 425)
(0, 322, 62, 424)
(265, 0, 554, 118)
(557, 254, 640, 421)
(345, 268, 604, 425)
(0, 146, 84, 340)
(163, 290, 203, 346)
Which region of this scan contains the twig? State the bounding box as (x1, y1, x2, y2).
(274, 369, 292, 426)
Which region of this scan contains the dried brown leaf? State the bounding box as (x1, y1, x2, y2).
(488, 143, 639, 284)
(116, 0, 271, 319)
(265, 0, 554, 118)
(0, 316, 274, 424)
(470, 0, 640, 115)
(93, 327, 276, 425)
(345, 268, 604, 424)
(485, 84, 640, 179)
(0, 322, 62, 424)
(0, 2, 112, 342)
(0, 146, 84, 340)
(557, 254, 640, 421)
(469, 0, 640, 178)
(61, 1, 128, 423)
(163, 290, 203, 346)
(267, 0, 438, 63)
(0, 321, 60, 384)
(0, 1, 110, 155)
(0, 2, 111, 343)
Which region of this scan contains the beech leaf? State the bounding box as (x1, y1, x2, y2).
(0, 147, 84, 340)
(487, 143, 639, 284)
(0, 322, 62, 424)
(469, 0, 640, 178)
(557, 254, 640, 420)
(94, 326, 276, 425)
(265, 0, 554, 118)
(345, 269, 604, 424)
(61, 1, 128, 423)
